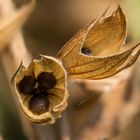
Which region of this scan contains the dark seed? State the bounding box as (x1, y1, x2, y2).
(18, 75, 36, 94)
(81, 47, 91, 55)
(37, 72, 57, 89)
(29, 94, 49, 114)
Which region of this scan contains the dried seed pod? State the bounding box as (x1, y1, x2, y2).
(12, 55, 68, 124)
(11, 6, 140, 126)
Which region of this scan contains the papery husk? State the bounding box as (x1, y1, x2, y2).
(57, 6, 140, 80)
(12, 55, 68, 124)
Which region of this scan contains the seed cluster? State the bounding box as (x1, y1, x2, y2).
(17, 72, 57, 114)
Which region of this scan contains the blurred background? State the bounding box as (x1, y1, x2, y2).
(0, 0, 140, 140)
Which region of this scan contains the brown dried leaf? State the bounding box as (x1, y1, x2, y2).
(0, 0, 35, 52)
(57, 6, 140, 80)
(11, 55, 68, 124)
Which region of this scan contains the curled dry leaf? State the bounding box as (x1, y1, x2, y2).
(57, 6, 140, 80)
(12, 55, 68, 124)
(0, 0, 35, 52)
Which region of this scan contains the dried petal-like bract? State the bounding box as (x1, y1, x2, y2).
(12, 55, 68, 124)
(57, 6, 140, 80)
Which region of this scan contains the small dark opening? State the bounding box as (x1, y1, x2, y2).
(81, 47, 91, 55)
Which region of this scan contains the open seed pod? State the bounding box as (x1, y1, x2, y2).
(12, 55, 68, 124)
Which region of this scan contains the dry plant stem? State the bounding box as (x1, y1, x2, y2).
(2, 34, 38, 140)
(0, 135, 3, 140)
(74, 67, 140, 140)
(2, 32, 31, 77)
(60, 112, 71, 140)
(0, 0, 37, 140)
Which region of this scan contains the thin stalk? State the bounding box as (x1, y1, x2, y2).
(0, 0, 37, 139)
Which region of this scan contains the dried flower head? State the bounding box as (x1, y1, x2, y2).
(11, 5, 140, 124)
(12, 55, 68, 124)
